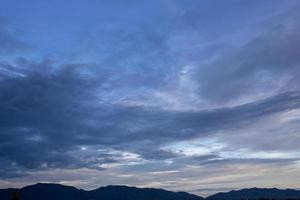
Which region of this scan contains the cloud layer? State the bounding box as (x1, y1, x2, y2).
(0, 0, 300, 196)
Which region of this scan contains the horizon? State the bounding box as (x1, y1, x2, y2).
(0, 0, 300, 197)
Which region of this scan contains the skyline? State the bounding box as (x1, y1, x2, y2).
(0, 0, 300, 197)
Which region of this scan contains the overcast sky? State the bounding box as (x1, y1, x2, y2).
(0, 0, 300, 197)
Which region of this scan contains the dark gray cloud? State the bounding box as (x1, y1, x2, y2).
(1, 57, 300, 178)
(136, 149, 180, 160)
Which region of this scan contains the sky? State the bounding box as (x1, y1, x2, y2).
(0, 0, 300, 197)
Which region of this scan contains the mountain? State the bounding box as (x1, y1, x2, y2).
(206, 188, 300, 200)
(0, 183, 84, 200)
(1, 183, 300, 200)
(89, 185, 203, 200)
(0, 183, 203, 200)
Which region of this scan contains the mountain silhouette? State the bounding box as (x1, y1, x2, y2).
(0, 183, 203, 200)
(1, 183, 300, 200)
(207, 188, 300, 200)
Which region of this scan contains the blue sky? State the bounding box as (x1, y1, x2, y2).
(0, 0, 300, 196)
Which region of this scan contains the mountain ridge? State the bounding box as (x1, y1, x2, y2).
(207, 187, 300, 200)
(1, 183, 300, 200)
(0, 183, 203, 200)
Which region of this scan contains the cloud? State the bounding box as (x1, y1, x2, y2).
(191, 7, 300, 105)
(0, 0, 300, 196)
(1, 57, 300, 179)
(215, 108, 300, 152)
